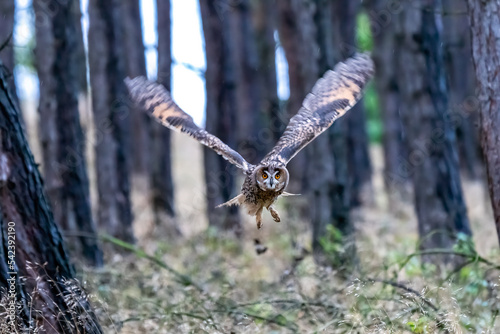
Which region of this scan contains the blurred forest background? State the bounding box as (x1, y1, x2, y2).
(1, 0, 500, 333)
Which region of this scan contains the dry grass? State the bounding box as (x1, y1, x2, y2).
(15, 101, 500, 333)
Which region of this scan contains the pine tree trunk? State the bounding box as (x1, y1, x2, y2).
(199, 0, 241, 235)
(0, 65, 102, 334)
(34, 0, 102, 266)
(0, 0, 19, 106)
(396, 0, 472, 259)
(251, 0, 281, 155)
(88, 0, 134, 244)
(122, 0, 152, 176)
(275, 0, 318, 193)
(367, 0, 407, 195)
(154, 0, 180, 235)
(309, 0, 355, 267)
(332, 0, 372, 207)
(466, 0, 500, 245)
(442, 0, 482, 179)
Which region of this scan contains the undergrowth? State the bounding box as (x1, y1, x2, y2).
(74, 228, 500, 334)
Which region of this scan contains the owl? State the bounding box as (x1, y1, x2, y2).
(125, 53, 374, 229)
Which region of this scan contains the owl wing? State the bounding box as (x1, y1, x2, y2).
(125, 76, 254, 172)
(260, 53, 374, 167)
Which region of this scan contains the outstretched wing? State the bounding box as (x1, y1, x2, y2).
(260, 53, 374, 167)
(125, 77, 253, 172)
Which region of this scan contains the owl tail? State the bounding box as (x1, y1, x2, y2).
(216, 194, 245, 208)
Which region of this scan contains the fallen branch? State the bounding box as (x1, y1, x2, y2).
(366, 278, 438, 312)
(99, 233, 204, 292)
(399, 249, 500, 271)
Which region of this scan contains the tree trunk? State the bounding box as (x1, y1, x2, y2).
(275, 0, 318, 193)
(367, 0, 407, 195)
(466, 0, 500, 245)
(227, 0, 261, 164)
(122, 0, 152, 176)
(88, 0, 134, 243)
(251, 0, 281, 155)
(154, 0, 180, 236)
(396, 0, 472, 258)
(0, 65, 102, 334)
(442, 0, 482, 179)
(199, 0, 241, 235)
(34, 0, 102, 266)
(309, 0, 355, 268)
(332, 0, 372, 207)
(0, 0, 19, 106)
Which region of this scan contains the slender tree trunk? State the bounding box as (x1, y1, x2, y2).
(34, 0, 102, 266)
(0, 0, 19, 106)
(396, 0, 471, 259)
(88, 0, 134, 243)
(332, 0, 372, 207)
(251, 0, 281, 155)
(122, 0, 152, 176)
(224, 0, 270, 164)
(466, 0, 500, 245)
(275, 0, 317, 193)
(309, 0, 354, 268)
(0, 65, 102, 334)
(442, 0, 482, 179)
(154, 0, 180, 235)
(367, 0, 407, 195)
(199, 0, 241, 235)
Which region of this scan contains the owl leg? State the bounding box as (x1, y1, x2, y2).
(268, 205, 281, 223)
(256, 207, 264, 229)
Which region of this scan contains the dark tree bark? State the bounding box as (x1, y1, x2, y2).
(227, 0, 262, 164)
(0, 0, 19, 106)
(88, 0, 134, 243)
(466, 0, 500, 245)
(122, 0, 152, 176)
(332, 0, 372, 207)
(309, 0, 355, 267)
(367, 0, 407, 195)
(442, 0, 482, 179)
(153, 0, 180, 235)
(0, 65, 102, 333)
(225, 0, 279, 164)
(33, 0, 102, 266)
(251, 0, 281, 155)
(199, 0, 241, 235)
(396, 0, 471, 257)
(275, 0, 318, 193)
(219, 0, 281, 165)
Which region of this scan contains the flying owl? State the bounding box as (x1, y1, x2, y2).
(125, 53, 374, 229)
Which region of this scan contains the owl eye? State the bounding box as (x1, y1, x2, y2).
(262, 173, 268, 179)
(275, 173, 280, 180)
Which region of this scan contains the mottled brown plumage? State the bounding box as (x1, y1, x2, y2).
(125, 53, 374, 229)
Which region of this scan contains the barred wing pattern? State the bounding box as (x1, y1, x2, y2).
(260, 53, 374, 167)
(125, 77, 254, 172)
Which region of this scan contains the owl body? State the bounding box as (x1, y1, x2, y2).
(221, 164, 289, 228)
(125, 53, 374, 230)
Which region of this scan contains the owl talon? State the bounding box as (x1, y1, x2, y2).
(256, 207, 263, 229)
(269, 206, 281, 223)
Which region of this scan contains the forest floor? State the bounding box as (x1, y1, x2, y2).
(23, 102, 500, 333)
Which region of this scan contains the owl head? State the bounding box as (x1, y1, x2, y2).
(254, 165, 289, 192)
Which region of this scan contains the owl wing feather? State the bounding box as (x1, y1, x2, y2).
(125, 76, 254, 172)
(260, 53, 374, 167)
